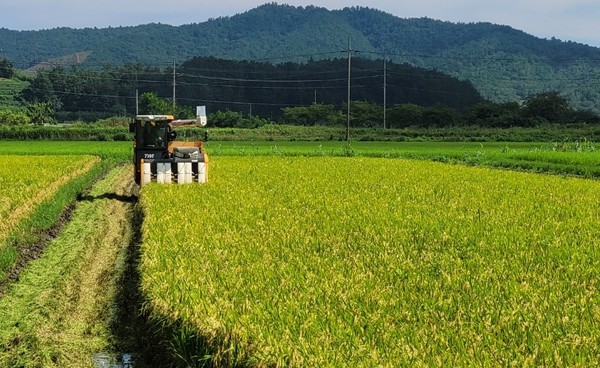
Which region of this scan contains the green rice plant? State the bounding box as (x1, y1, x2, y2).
(0, 154, 102, 282)
(2, 140, 600, 178)
(140, 157, 600, 366)
(0, 155, 100, 244)
(0, 141, 131, 164)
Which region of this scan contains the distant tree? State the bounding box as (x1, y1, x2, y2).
(281, 103, 343, 126)
(28, 102, 56, 125)
(209, 110, 244, 127)
(138, 92, 193, 118)
(308, 103, 343, 126)
(387, 103, 424, 128)
(281, 106, 310, 125)
(465, 102, 524, 127)
(20, 70, 63, 111)
(421, 105, 459, 128)
(490, 102, 527, 127)
(0, 109, 30, 125)
(350, 101, 383, 128)
(238, 115, 269, 128)
(523, 91, 571, 124)
(569, 109, 600, 125)
(0, 58, 14, 79)
(139, 92, 173, 115)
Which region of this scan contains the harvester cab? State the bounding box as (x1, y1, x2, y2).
(130, 113, 208, 185)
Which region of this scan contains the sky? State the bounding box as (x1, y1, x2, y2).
(3, 0, 600, 47)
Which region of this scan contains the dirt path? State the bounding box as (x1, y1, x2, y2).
(0, 166, 155, 367)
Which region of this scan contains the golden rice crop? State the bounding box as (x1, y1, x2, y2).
(0, 155, 100, 244)
(140, 156, 600, 366)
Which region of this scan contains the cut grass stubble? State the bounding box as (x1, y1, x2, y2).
(0, 166, 137, 366)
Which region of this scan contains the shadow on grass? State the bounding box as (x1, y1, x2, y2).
(111, 204, 250, 368)
(108, 203, 175, 367)
(77, 193, 138, 203)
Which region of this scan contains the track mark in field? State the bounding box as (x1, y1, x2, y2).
(0, 164, 138, 296)
(105, 182, 173, 367)
(0, 199, 77, 296)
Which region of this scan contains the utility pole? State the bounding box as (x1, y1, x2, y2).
(172, 59, 176, 109)
(383, 57, 387, 129)
(313, 89, 318, 125)
(346, 38, 352, 142)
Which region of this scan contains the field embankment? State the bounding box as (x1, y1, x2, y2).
(3, 124, 600, 143)
(139, 156, 600, 366)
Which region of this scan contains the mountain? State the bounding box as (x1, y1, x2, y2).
(2, 3, 600, 112)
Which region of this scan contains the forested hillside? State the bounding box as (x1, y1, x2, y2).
(1, 3, 600, 111)
(17, 56, 484, 121)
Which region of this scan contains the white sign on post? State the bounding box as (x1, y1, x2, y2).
(196, 106, 207, 126)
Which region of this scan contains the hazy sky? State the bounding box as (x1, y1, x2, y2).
(3, 0, 599, 47)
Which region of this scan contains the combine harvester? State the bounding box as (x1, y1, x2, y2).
(130, 108, 208, 185)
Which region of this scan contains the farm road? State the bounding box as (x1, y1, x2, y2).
(0, 166, 154, 367)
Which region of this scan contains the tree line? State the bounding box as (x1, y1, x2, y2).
(1, 55, 599, 128)
(140, 90, 600, 129)
(15, 56, 484, 120)
(209, 92, 599, 129)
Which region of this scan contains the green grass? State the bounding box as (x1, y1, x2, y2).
(0, 141, 131, 164)
(140, 156, 600, 366)
(205, 140, 600, 177)
(1, 140, 599, 178)
(204, 140, 543, 157)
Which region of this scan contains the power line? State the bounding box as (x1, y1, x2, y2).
(8, 48, 600, 113)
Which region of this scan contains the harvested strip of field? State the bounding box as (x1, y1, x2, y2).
(140, 156, 600, 367)
(0, 155, 100, 245)
(0, 166, 137, 366)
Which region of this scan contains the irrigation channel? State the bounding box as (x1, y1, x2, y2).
(0, 166, 170, 367)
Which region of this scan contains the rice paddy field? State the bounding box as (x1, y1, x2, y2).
(0, 155, 99, 243)
(140, 156, 600, 367)
(1, 140, 599, 177)
(0, 140, 599, 366)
